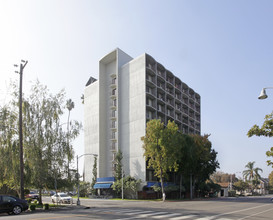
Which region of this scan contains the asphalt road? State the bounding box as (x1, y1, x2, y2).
(1, 195, 273, 219)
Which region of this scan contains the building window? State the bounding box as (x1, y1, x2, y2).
(147, 111, 153, 119)
(158, 104, 162, 111)
(111, 142, 116, 150)
(111, 120, 116, 128)
(112, 132, 116, 139)
(146, 98, 153, 107)
(112, 110, 116, 117)
(112, 88, 116, 95)
(112, 99, 116, 107)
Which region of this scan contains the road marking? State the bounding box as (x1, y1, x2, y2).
(121, 210, 154, 215)
(30, 214, 88, 220)
(152, 213, 183, 218)
(197, 218, 212, 220)
(238, 206, 273, 220)
(137, 211, 170, 217)
(171, 215, 199, 219)
(203, 203, 271, 219)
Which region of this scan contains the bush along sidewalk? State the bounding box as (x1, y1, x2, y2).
(30, 204, 36, 211)
(28, 202, 80, 212)
(28, 202, 51, 212)
(44, 204, 49, 210)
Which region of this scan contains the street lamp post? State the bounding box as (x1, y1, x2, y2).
(14, 60, 28, 200)
(258, 87, 273, 99)
(76, 153, 97, 206)
(121, 166, 124, 200)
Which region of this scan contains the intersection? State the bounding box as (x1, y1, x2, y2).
(1, 195, 273, 219)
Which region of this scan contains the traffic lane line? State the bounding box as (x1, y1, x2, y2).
(209, 203, 272, 219)
(238, 206, 273, 220)
(30, 214, 88, 220)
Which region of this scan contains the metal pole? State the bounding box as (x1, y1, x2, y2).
(122, 166, 124, 200)
(77, 155, 80, 205)
(18, 60, 27, 199)
(76, 153, 97, 205)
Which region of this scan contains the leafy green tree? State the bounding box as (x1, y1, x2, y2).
(112, 176, 141, 199)
(66, 98, 75, 181)
(247, 112, 273, 137)
(243, 161, 263, 182)
(268, 171, 273, 189)
(190, 134, 219, 182)
(248, 112, 273, 167)
(0, 105, 21, 196)
(175, 133, 194, 198)
(0, 80, 82, 202)
(111, 149, 124, 198)
(198, 180, 221, 197)
(266, 148, 273, 168)
(210, 172, 236, 184)
(114, 149, 123, 181)
(79, 181, 91, 197)
(90, 156, 97, 195)
(233, 180, 249, 194)
(243, 161, 263, 192)
(142, 119, 180, 201)
(181, 134, 219, 199)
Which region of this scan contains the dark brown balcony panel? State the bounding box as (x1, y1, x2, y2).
(146, 54, 156, 72)
(146, 86, 156, 97)
(175, 77, 182, 91)
(182, 82, 189, 94)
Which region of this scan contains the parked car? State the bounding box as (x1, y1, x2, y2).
(51, 193, 73, 204)
(67, 191, 77, 196)
(50, 191, 56, 196)
(25, 191, 39, 200)
(0, 195, 28, 215)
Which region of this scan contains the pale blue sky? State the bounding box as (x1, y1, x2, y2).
(1, 0, 273, 178)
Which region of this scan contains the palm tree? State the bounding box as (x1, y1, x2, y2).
(243, 161, 263, 192)
(66, 99, 74, 181)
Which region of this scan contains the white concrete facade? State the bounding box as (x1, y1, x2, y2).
(84, 48, 201, 185)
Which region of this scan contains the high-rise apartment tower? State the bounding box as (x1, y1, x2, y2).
(83, 48, 200, 185)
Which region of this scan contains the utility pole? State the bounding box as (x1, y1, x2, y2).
(122, 166, 124, 200)
(76, 153, 97, 205)
(15, 60, 28, 199)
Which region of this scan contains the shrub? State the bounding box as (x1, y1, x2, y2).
(26, 198, 32, 204)
(43, 204, 49, 210)
(30, 204, 36, 211)
(24, 189, 30, 195)
(228, 190, 236, 197)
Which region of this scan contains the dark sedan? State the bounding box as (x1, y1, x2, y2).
(0, 195, 28, 215)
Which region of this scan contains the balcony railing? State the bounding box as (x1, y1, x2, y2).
(147, 63, 156, 72)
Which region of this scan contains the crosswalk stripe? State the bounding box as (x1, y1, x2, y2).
(121, 210, 154, 215)
(138, 211, 180, 218)
(196, 218, 212, 220)
(152, 213, 182, 219)
(89, 208, 234, 220)
(171, 215, 199, 219)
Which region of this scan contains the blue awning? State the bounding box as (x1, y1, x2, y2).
(94, 183, 112, 189)
(97, 177, 115, 182)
